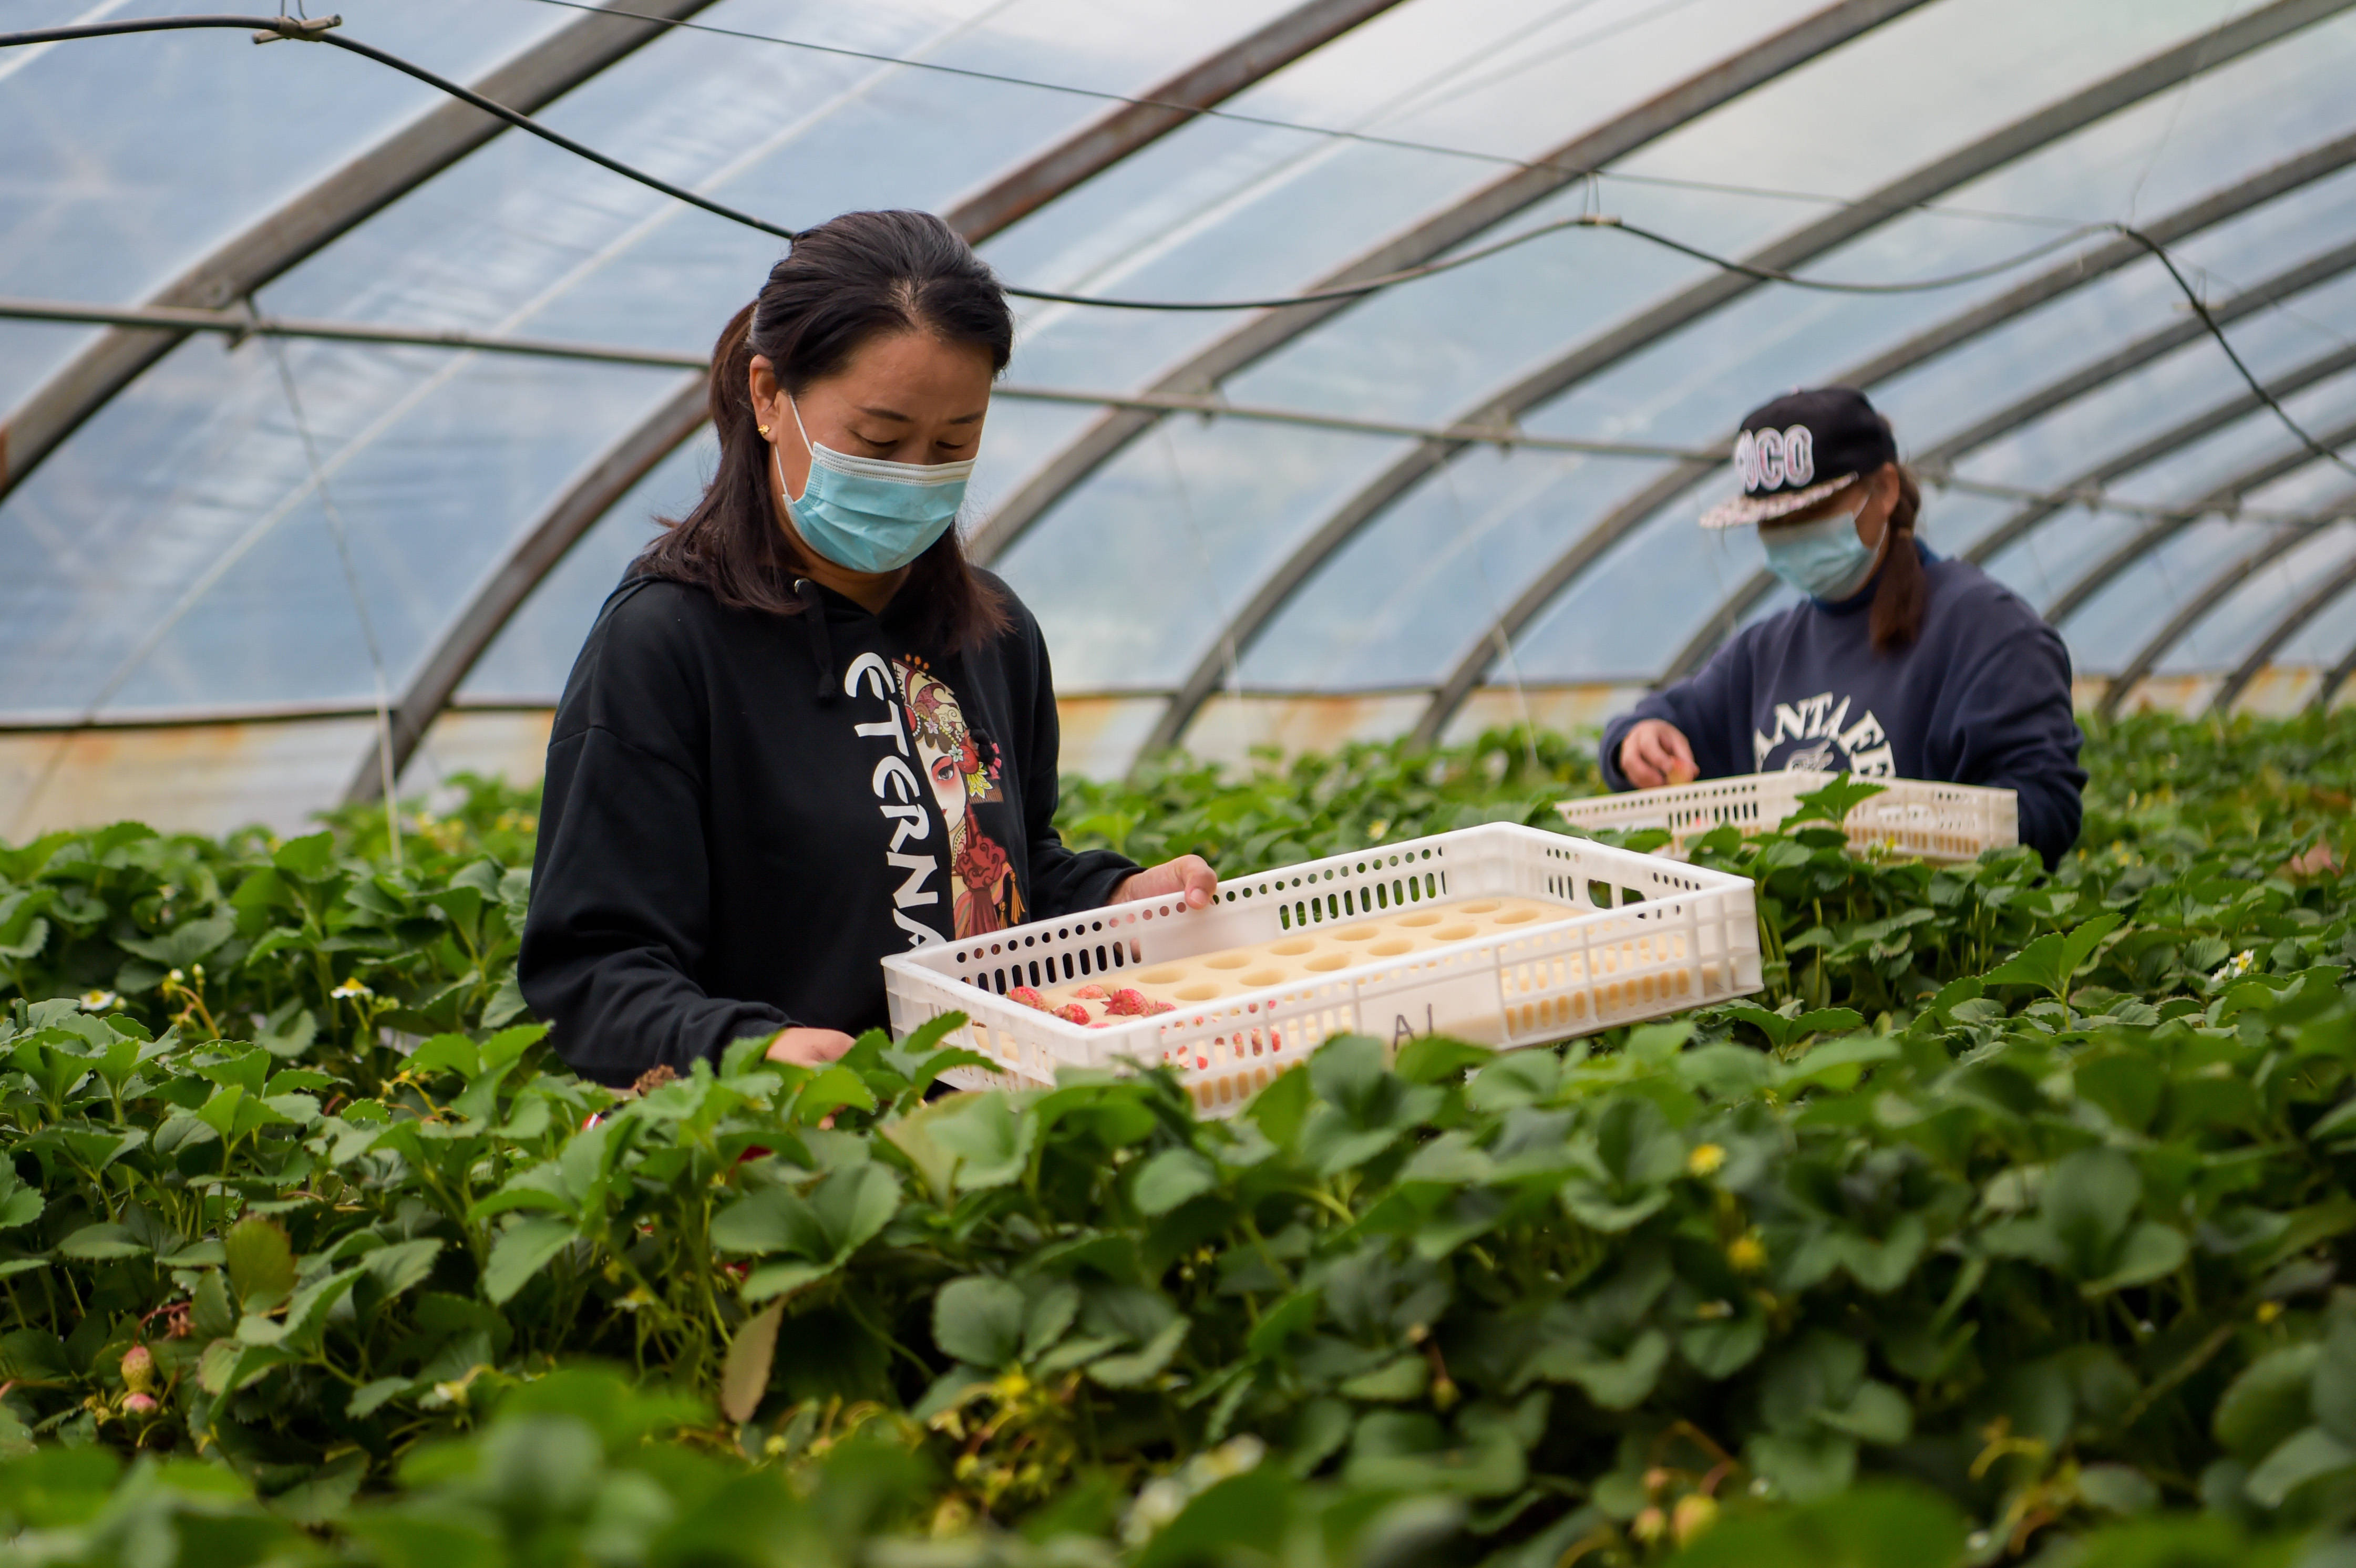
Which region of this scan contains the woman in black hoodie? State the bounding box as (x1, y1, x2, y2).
(519, 211, 1214, 1086)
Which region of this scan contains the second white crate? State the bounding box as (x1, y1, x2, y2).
(1556, 769, 2015, 863)
(880, 822, 1761, 1117)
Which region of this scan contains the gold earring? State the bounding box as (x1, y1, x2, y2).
(758, 424, 771, 438)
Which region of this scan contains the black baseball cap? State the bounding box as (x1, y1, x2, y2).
(1699, 385, 1899, 529)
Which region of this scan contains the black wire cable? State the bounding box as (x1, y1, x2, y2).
(1012, 216, 2117, 312)
(1598, 217, 2108, 296)
(0, 13, 2117, 311)
(2114, 225, 2356, 483)
(11, 6, 2356, 490)
(1, 15, 803, 245)
(520, 0, 2082, 234)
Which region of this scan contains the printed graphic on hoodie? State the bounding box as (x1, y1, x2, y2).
(1752, 690, 1897, 776)
(896, 657, 1023, 937)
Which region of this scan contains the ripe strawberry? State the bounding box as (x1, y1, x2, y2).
(1104, 989, 1150, 1016)
(1053, 1003, 1091, 1025)
(1009, 986, 1047, 1010)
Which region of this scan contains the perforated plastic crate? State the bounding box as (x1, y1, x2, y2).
(1555, 770, 2016, 864)
(881, 823, 1761, 1117)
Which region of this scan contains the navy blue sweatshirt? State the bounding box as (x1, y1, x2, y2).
(1599, 545, 2085, 866)
(520, 573, 1138, 1086)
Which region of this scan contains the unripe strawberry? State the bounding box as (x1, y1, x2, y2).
(1147, 999, 1177, 1015)
(1073, 984, 1107, 1000)
(1672, 1493, 1719, 1545)
(1104, 988, 1151, 1016)
(120, 1344, 154, 1394)
(1008, 986, 1046, 1010)
(1053, 1003, 1090, 1025)
(122, 1392, 158, 1416)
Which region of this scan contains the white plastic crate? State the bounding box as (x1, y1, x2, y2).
(1555, 770, 2016, 864)
(881, 823, 1761, 1117)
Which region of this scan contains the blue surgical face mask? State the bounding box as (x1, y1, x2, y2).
(1760, 500, 1883, 601)
(774, 397, 975, 575)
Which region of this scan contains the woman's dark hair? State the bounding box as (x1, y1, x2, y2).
(635, 209, 1011, 651)
(1869, 465, 1926, 654)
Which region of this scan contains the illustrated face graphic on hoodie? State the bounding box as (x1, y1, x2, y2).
(895, 658, 1022, 937)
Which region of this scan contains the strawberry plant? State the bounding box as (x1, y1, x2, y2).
(0, 715, 2352, 1565)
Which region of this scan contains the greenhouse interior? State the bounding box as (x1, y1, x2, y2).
(7, 0, 2356, 833)
(15, 2, 2356, 1564)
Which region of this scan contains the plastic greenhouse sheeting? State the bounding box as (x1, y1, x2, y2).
(3, 0, 2356, 824)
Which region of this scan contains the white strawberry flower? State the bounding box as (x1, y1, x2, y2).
(2208, 949, 2256, 983)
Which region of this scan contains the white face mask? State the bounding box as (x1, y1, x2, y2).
(777, 397, 976, 575)
(1761, 498, 1884, 601)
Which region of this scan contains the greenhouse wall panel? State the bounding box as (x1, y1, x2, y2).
(2112, 673, 2223, 719)
(0, 716, 377, 839)
(1171, 689, 1435, 770)
(1442, 683, 1654, 748)
(2234, 663, 2328, 716)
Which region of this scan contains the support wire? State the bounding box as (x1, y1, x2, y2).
(12, 8, 2334, 485)
(5, 292, 2351, 535)
(0, 16, 2162, 309)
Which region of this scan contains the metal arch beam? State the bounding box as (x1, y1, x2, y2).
(2095, 525, 2317, 721)
(962, 0, 1940, 568)
(340, 0, 1410, 803)
(0, 0, 719, 501)
(2038, 401, 2356, 630)
(1971, 331, 2356, 595)
(1527, 125, 2356, 694)
(1403, 131, 2356, 742)
(2214, 515, 2356, 714)
(353, 375, 711, 793)
(1833, 129, 2356, 391)
(1374, 0, 2356, 748)
(1655, 228, 2356, 686)
(935, 0, 1404, 240)
(2312, 608, 2356, 709)
(1946, 238, 2356, 509)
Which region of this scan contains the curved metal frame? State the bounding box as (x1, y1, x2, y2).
(2038, 400, 2356, 629)
(937, 0, 1402, 240)
(339, 377, 705, 802)
(0, 0, 717, 499)
(2096, 525, 2316, 719)
(340, 0, 1409, 801)
(2310, 603, 2356, 709)
(2214, 519, 2356, 713)
(961, 0, 1937, 566)
(1351, 0, 2356, 746)
(1653, 228, 2356, 688)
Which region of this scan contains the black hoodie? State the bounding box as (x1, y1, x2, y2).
(519, 572, 1139, 1086)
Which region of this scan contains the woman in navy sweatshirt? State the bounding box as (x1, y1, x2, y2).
(1599, 386, 2085, 867)
(518, 212, 1215, 1086)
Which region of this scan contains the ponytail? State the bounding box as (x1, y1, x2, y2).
(634, 301, 805, 614)
(1869, 465, 1926, 654)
